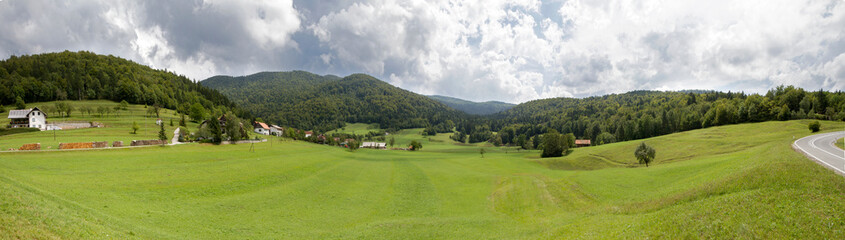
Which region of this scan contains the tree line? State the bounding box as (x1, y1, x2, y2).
(447, 86, 845, 153)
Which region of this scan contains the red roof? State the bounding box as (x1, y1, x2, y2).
(575, 139, 591, 145)
(305, 131, 313, 134)
(256, 122, 269, 129)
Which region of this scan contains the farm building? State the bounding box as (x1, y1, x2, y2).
(7, 107, 47, 130)
(575, 139, 591, 147)
(305, 131, 313, 138)
(361, 142, 387, 149)
(270, 125, 284, 136)
(253, 122, 270, 135)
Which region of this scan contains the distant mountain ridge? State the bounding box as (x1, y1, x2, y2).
(427, 95, 515, 115)
(201, 71, 464, 131)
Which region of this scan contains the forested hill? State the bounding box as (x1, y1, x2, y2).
(202, 72, 465, 131)
(480, 88, 845, 147)
(427, 95, 515, 115)
(0, 51, 244, 116)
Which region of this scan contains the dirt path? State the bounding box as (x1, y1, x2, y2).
(171, 127, 181, 145)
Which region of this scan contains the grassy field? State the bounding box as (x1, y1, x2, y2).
(1, 114, 844, 238)
(327, 123, 384, 135)
(837, 137, 844, 150)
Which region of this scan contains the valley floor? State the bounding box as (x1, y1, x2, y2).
(1, 120, 844, 239)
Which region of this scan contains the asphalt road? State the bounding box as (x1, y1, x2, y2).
(793, 131, 845, 175)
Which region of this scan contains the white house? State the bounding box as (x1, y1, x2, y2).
(7, 107, 47, 130)
(270, 124, 284, 136)
(253, 121, 270, 135)
(361, 142, 387, 149)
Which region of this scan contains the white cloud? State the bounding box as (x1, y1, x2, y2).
(0, 0, 843, 102)
(310, 0, 845, 102)
(0, 0, 302, 81)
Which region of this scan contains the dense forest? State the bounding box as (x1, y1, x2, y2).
(427, 95, 515, 115)
(469, 86, 845, 147)
(0, 51, 245, 117)
(202, 72, 466, 132)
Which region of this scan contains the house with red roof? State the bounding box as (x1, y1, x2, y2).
(575, 139, 591, 147)
(253, 121, 270, 135)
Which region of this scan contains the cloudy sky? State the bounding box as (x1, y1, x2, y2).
(1, 0, 843, 103)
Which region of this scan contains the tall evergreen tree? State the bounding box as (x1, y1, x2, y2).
(158, 123, 168, 144)
(208, 116, 223, 144)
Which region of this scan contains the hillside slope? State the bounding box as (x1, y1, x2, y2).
(1, 120, 844, 239)
(0, 51, 242, 115)
(202, 72, 465, 131)
(427, 95, 515, 115)
(489, 88, 845, 146)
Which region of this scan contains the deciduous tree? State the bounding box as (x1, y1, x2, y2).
(541, 130, 563, 158)
(635, 142, 656, 167)
(132, 121, 139, 134)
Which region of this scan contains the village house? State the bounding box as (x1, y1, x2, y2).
(305, 131, 313, 138)
(575, 139, 591, 147)
(361, 142, 387, 149)
(269, 125, 284, 136)
(253, 121, 270, 135)
(7, 107, 47, 130)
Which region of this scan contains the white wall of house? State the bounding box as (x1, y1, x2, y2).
(254, 128, 270, 135)
(270, 128, 282, 136)
(28, 110, 47, 130)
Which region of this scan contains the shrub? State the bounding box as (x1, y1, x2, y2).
(809, 121, 820, 133)
(410, 140, 423, 151)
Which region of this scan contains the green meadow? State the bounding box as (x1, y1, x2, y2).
(1, 102, 844, 239)
(0, 100, 202, 150)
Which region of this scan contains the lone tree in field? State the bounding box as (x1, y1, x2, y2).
(158, 123, 168, 145)
(809, 121, 820, 133)
(132, 121, 140, 134)
(635, 142, 656, 167)
(480, 148, 486, 158)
